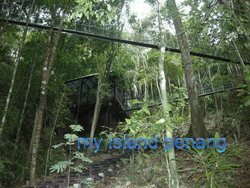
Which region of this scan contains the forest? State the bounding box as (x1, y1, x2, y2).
(0, 0, 249, 187)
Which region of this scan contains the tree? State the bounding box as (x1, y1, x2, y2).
(29, 7, 64, 185)
(167, 0, 207, 138)
(88, 0, 126, 140)
(142, 0, 180, 187)
(156, 0, 179, 187)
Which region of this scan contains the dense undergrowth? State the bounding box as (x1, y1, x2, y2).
(93, 116, 249, 188)
(100, 141, 248, 188)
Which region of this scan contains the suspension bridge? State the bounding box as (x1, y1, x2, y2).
(0, 0, 249, 65)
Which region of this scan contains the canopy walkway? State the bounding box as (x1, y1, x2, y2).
(197, 83, 237, 97)
(115, 83, 239, 111)
(65, 74, 241, 112)
(1, 0, 249, 65)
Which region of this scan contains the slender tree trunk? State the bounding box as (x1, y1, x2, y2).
(133, 58, 139, 97)
(168, 78, 172, 94)
(157, 1, 179, 187)
(227, 63, 232, 75)
(135, 53, 140, 97)
(168, 0, 207, 138)
(150, 82, 154, 100)
(159, 47, 179, 188)
(156, 75, 162, 101)
(15, 55, 36, 144)
(142, 53, 148, 100)
(89, 43, 118, 134)
(177, 76, 181, 87)
(89, 74, 103, 140)
(232, 40, 248, 73)
(44, 92, 65, 180)
(197, 70, 203, 93)
(0, 30, 27, 138)
(88, 46, 116, 143)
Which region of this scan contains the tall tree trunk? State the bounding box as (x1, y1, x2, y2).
(89, 74, 103, 140)
(29, 26, 53, 186)
(29, 10, 63, 185)
(159, 46, 179, 188)
(168, 0, 207, 138)
(15, 55, 36, 144)
(89, 44, 118, 140)
(156, 1, 179, 187)
(150, 82, 154, 100)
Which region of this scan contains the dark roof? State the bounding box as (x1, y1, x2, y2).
(65, 73, 98, 91)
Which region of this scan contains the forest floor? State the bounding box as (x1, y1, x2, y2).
(36, 140, 250, 188)
(94, 140, 250, 188)
(36, 114, 250, 188)
(93, 113, 250, 188)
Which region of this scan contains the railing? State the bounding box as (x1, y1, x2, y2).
(198, 83, 236, 97)
(0, 1, 156, 45)
(115, 83, 238, 111)
(1, 1, 250, 65)
(114, 88, 161, 111)
(66, 80, 237, 111)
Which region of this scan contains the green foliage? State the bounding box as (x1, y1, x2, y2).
(50, 125, 93, 175)
(120, 103, 162, 139)
(80, 177, 94, 186)
(69, 124, 84, 132)
(119, 102, 175, 142)
(50, 161, 73, 173)
(74, 151, 93, 163)
(72, 0, 116, 25)
(186, 142, 242, 187)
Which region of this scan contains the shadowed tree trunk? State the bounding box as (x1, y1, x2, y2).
(167, 0, 207, 138)
(89, 46, 119, 141)
(29, 24, 53, 186)
(89, 74, 103, 140)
